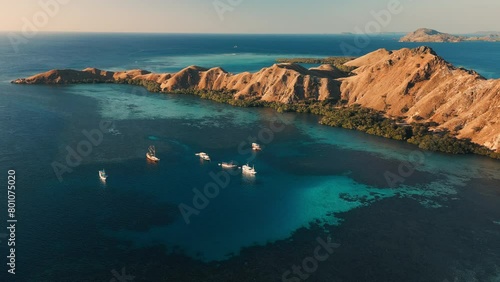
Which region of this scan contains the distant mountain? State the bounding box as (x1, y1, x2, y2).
(400, 28, 500, 42)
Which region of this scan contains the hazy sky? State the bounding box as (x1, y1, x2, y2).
(0, 0, 499, 34)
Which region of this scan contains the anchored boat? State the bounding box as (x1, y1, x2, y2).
(195, 152, 211, 161)
(219, 161, 237, 169)
(252, 143, 262, 151)
(242, 164, 257, 175)
(146, 145, 160, 162)
(99, 169, 108, 181)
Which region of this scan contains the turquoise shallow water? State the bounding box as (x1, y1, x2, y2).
(67, 84, 261, 126)
(137, 52, 326, 73)
(0, 33, 499, 281)
(16, 82, 495, 263)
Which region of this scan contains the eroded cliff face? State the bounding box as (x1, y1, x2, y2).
(136, 63, 344, 103)
(12, 47, 500, 151)
(13, 63, 343, 104)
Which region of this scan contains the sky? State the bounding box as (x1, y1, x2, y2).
(0, 0, 499, 34)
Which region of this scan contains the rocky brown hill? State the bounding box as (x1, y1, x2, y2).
(342, 46, 500, 152)
(400, 28, 466, 42)
(13, 64, 343, 104)
(12, 47, 500, 152)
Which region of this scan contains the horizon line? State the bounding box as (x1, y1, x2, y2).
(0, 29, 497, 36)
(0, 30, 410, 36)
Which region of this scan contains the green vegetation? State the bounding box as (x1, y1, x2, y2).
(171, 89, 259, 107)
(319, 107, 499, 159)
(319, 105, 412, 141)
(116, 78, 162, 93)
(115, 82, 500, 160)
(275, 57, 357, 73)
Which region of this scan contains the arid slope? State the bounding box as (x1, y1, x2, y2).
(342, 46, 500, 151)
(13, 64, 343, 104)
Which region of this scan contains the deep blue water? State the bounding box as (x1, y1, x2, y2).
(2, 33, 500, 78)
(0, 33, 499, 282)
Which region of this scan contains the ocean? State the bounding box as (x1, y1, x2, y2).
(0, 33, 499, 282)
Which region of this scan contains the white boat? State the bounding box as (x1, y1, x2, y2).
(252, 143, 262, 151)
(146, 145, 160, 162)
(242, 164, 257, 175)
(195, 152, 211, 161)
(219, 162, 237, 169)
(99, 169, 108, 181)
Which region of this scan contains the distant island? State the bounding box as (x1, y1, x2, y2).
(400, 28, 500, 42)
(12, 47, 500, 159)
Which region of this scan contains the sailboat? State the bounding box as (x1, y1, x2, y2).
(99, 169, 108, 181)
(146, 145, 160, 162)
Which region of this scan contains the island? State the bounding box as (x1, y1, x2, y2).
(12, 47, 500, 159)
(400, 28, 500, 42)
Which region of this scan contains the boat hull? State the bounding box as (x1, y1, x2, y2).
(220, 163, 237, 169)
(242, 165, 257, 175)
(146, 153, 160, 162)
(99, 171, 107, 181)
(252, 143, 262, 151)
(196, 153, 211, 161)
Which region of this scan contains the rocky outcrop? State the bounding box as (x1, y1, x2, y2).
(12, 47, 500, 152)
(400, 28, 500, 42)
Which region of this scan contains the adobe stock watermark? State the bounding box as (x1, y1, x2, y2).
(51, 120, 114, 182)
(282, 236, 340, 282)
(178, 169, 234, 224)
(384, 149, 429, 188)
(213, 0, 244, 21)
(340, 0, 404, 56)
(178, 113, 294, 224)
(238, 114, 295, 163)
(8, 0, 71, 53)
(110, 267, 135, 282)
